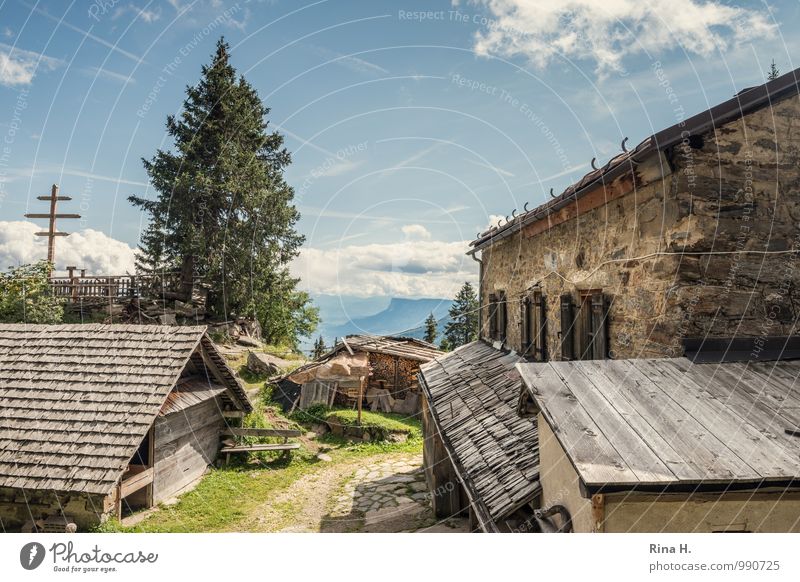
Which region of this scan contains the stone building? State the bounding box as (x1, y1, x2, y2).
(420, 68, 800, 532)
(470, 69, 800, 360)
(0, 324, 251, 531)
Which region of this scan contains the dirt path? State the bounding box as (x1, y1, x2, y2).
(229, 452, 466, 533)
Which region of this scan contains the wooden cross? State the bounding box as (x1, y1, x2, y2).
(24, 184, 80, 267)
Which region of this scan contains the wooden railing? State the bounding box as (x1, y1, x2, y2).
(49, 272, 182, 303)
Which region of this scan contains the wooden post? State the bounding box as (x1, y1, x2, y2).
(67, 266, 78, 303)
(24, 184, 80, 269)
(357, 376, 363, 425)
(591, 493, 605, 533)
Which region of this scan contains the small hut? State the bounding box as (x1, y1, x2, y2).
(0, 324, 251, 531)
(275, 335, 440, 415)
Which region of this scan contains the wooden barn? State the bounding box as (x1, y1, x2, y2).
(277, 335, 440, 415)
(0, 324, 251, 531)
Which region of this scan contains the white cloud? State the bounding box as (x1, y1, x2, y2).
(291, 237, 476, 298)
(0, 44, 61, 86)
(465, 0, 775, 76)
(0, 221, 136, 275)
(401, 224, 432, 240)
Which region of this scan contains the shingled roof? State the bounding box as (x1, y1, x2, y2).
(337, 335, 440, 362)
(0, 324, 249, 496)
(418, 341, 540, 531)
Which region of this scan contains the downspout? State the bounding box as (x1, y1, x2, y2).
(534, 504, 573, 533)
(470, 250, 483, 341)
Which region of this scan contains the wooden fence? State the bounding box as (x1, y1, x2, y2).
(49, 271, 182, 303)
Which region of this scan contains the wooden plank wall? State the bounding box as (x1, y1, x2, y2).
(421, 395, 467, 518)
(152, 396, 224, 503)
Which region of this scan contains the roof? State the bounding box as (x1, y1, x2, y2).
(0, 324, 249, 495)
(518, 358, 800, 494)
(471, 66, 800, 252)
(418, 341, 540, 531)
(337, 335, 440, 362)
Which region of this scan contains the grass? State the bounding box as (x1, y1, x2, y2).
(325, 409, 421, 435)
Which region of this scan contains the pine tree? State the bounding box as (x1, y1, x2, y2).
(312, 336, 327, 359)
(129, 38, 317, 346)
(444, 281, 479, 348)
(768, 59, 780, 81)
(423, 312, 438, 344)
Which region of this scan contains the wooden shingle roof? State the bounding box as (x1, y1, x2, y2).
(337, 335, 440, 362)
(0, 324, 244, 495)
(518, 358, 800, 493)
(418, 341, 540, 531)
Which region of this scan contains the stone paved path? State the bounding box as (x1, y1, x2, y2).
(330, 454, 428, 515)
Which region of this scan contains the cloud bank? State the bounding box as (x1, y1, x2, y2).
(292, 234, 477, 298)
(0, 221, 136, 275)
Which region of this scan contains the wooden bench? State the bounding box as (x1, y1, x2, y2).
(220, 428, 302, 464)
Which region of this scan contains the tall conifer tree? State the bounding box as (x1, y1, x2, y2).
(130, 38, 317, 345)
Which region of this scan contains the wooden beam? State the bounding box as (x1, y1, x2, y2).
(220, 443, 301, 453)
(222, 410, 245, 418)
(591, 493, 605, 533)
(221, 427, 301, 438)
(341, 337, 354, 355)
(120, 467, 154, 498)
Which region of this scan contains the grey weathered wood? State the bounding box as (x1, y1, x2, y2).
(580, 360, 700, 481)
(221, 443, 300, 453)
(221, 428, 302, 438)
(523, 363, 638, 486)
(560, 362, 676, 483)
(612, 360, 759, 481)
(636, 359, 800, 478)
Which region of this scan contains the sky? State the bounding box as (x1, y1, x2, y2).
(0, 0, 798, 299)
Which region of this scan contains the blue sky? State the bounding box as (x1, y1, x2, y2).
(0, 0, 797, 298)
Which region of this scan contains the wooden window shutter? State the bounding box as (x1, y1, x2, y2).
(591, 292, 608, 359)
(560, 294, 574, 361)
(520, 296, 530, 355)
(488, 294, 498, 340)
(499, 292, 508, 341)
(534, 292, 546, 361)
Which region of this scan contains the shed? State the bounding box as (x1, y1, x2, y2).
(418, 341, 540, 532)
(0, 323, 251, 531)
(278, 335, 440, 415)
(517, 358, 800, 532)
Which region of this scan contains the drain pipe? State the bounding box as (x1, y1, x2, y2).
(534, 505, 573, 533)
(470, 250, 483, 339)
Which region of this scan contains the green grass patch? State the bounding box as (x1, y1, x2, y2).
(325, 409, 421, 436)
(96, 456, 313, 533)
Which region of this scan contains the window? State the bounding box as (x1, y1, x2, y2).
(522, 290, 547, 360)
(488, 292, 507, 342)
(560, 290, 609, 360)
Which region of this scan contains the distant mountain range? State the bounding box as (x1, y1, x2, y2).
(300, 296, 453, 354)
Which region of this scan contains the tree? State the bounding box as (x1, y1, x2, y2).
(768, 59, 780, 81)
(129, 38, 317, 346)
(423, 312, 438, 344)
(312, 335, 327, 359)
(439, 337, 452, 352)
(0, 261, 64, 324)
(443, 281, 479, 348)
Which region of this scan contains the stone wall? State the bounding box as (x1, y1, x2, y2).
(0, 487, 112, 531)
(480, 94, 800, 359)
